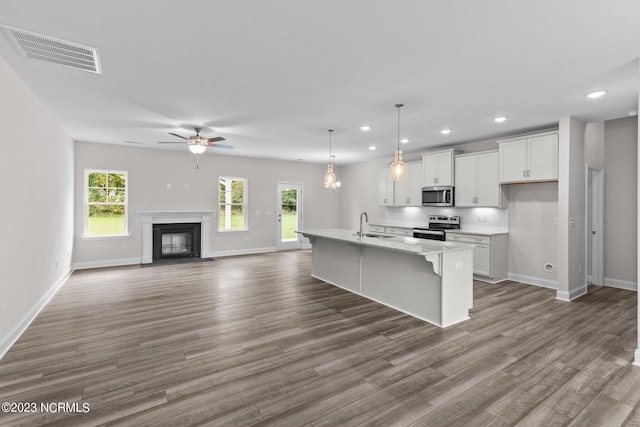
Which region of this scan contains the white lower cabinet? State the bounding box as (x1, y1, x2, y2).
(446, 232, 508, 283)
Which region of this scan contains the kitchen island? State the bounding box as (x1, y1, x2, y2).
(298, 229, 474, 327)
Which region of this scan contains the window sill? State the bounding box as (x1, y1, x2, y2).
(217, 229, 250, 233)
(82, 233, 130, 240)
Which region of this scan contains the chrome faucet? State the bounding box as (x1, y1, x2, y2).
(359, 212, 368, 239)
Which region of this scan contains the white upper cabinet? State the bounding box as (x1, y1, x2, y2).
(422, 149, 455, 186)
(455, 151, 502, 207)
(377, 167, 394, 206)
(498, 131, 558, 183)
(395, 162, 423, 206)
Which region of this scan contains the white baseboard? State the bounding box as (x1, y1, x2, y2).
(0, 267, 73, 360)
(74, 257, 141, 270)
(507, 273, 559, 290)
(604, 277, 637, 291)
(208, 247, 277, 258)
(556, 285, 588, 302)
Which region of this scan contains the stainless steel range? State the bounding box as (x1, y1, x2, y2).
(413, 215, 460, 241)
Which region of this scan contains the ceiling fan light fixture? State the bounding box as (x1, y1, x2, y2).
(188, 144, 206, 154)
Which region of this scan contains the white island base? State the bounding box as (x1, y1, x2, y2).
(303, 230, 473, 328)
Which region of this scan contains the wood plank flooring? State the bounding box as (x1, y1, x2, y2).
(0, 250, 638, 426)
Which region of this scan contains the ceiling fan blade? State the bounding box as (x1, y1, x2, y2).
(157, 141, 187, 144)
(208, 143, 234, 150)
(206, 136, 226, 143)
(168, 132, 189, 140)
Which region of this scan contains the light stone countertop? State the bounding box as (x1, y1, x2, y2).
(446, 228, 509, 236)
(298, 229, 473, 256)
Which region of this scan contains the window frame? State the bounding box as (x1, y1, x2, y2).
(84, 169, 129, 238)
(218, 176, 248, 232)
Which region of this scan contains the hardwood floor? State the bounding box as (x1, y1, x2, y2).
(0, 250, 638, 426)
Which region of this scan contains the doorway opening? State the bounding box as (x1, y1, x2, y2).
(586, 164, 605, 286)
(276, 182, 304, 251)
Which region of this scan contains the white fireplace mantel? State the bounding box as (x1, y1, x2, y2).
(138, 210, 213, 264)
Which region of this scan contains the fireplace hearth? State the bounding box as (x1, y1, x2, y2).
(152, 223, 201, 262)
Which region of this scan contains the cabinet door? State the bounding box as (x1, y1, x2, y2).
(499, 139, 528, 183)
(422, 154, 439, 186)
(377, 167, 394, 206)
(527, 133, 558, 181)
(436, 152, 454, 186)
(476, 152, 500, 206)
(394, 166, 411, 206)
(409, 162, 423, 206)
(473, 244, 491, 277)
(454, 155, 477, 207)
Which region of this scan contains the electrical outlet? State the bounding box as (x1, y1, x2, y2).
(184, 183, 190, 190)
(55, 260, 59, 270)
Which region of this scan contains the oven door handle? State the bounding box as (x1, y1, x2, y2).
(413, 230, 444, 236)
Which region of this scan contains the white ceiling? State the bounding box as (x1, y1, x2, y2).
(0, 1, 638, 165)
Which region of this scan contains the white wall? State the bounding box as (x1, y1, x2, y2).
(604, 116, 637, 287)
(73, 142, 341, 266)
(0, 56, 75, 357)
(504, 183, 558, 287)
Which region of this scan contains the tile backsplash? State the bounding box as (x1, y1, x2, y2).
(385, 206, 509, 229)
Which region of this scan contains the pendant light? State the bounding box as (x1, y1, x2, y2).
(390, 103, 406, 181)
(323, 129, 339, 189)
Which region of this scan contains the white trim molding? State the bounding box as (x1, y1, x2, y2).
(556, 285, 588, 302)
(604, 277, 637, 291)
(138, 210, 213, 264)
(209, 247, 277, 258)
(635, 349, 640, 367)
(507, 273, 558, 290)
(0, 267, 73, 360)
(74, 257, 141, 270)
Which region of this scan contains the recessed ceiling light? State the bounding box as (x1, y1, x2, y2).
(494, 116, 507, 123)
(586, 90, 607, 99)
(360, 125, 371, 131)
(368, 145, 376, 151)
(400, 138, 409, 143)
(440, 129, 451, 135)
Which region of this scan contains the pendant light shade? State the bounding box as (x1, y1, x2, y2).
(390, 104, 406, 181)
(323, 129, 340, 190)
(324, 164, 336, 188)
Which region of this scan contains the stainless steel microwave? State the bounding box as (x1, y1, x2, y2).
(422, 186, 454, 207)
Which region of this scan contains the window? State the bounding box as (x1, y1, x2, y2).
(85, 169, 128, 237)
(219, 177, 247, 231)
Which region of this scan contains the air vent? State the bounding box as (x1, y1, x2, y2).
(1, 25, 101, 74)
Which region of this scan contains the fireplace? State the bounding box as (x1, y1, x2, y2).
(139, 211, 212, 264)
(152, 223, 201, 262)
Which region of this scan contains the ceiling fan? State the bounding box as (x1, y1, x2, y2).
(158, 127, 233, 153)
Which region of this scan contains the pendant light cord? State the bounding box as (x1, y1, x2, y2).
(395, 104, 403, 153)
(328, 129, 334, 165)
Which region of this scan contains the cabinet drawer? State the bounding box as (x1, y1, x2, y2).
(447, 233, 490, 245)
(369, 225, 386, 233)
(386, 227, 413, 237)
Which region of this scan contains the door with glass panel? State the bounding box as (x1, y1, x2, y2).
(276, 182, 303, 250)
